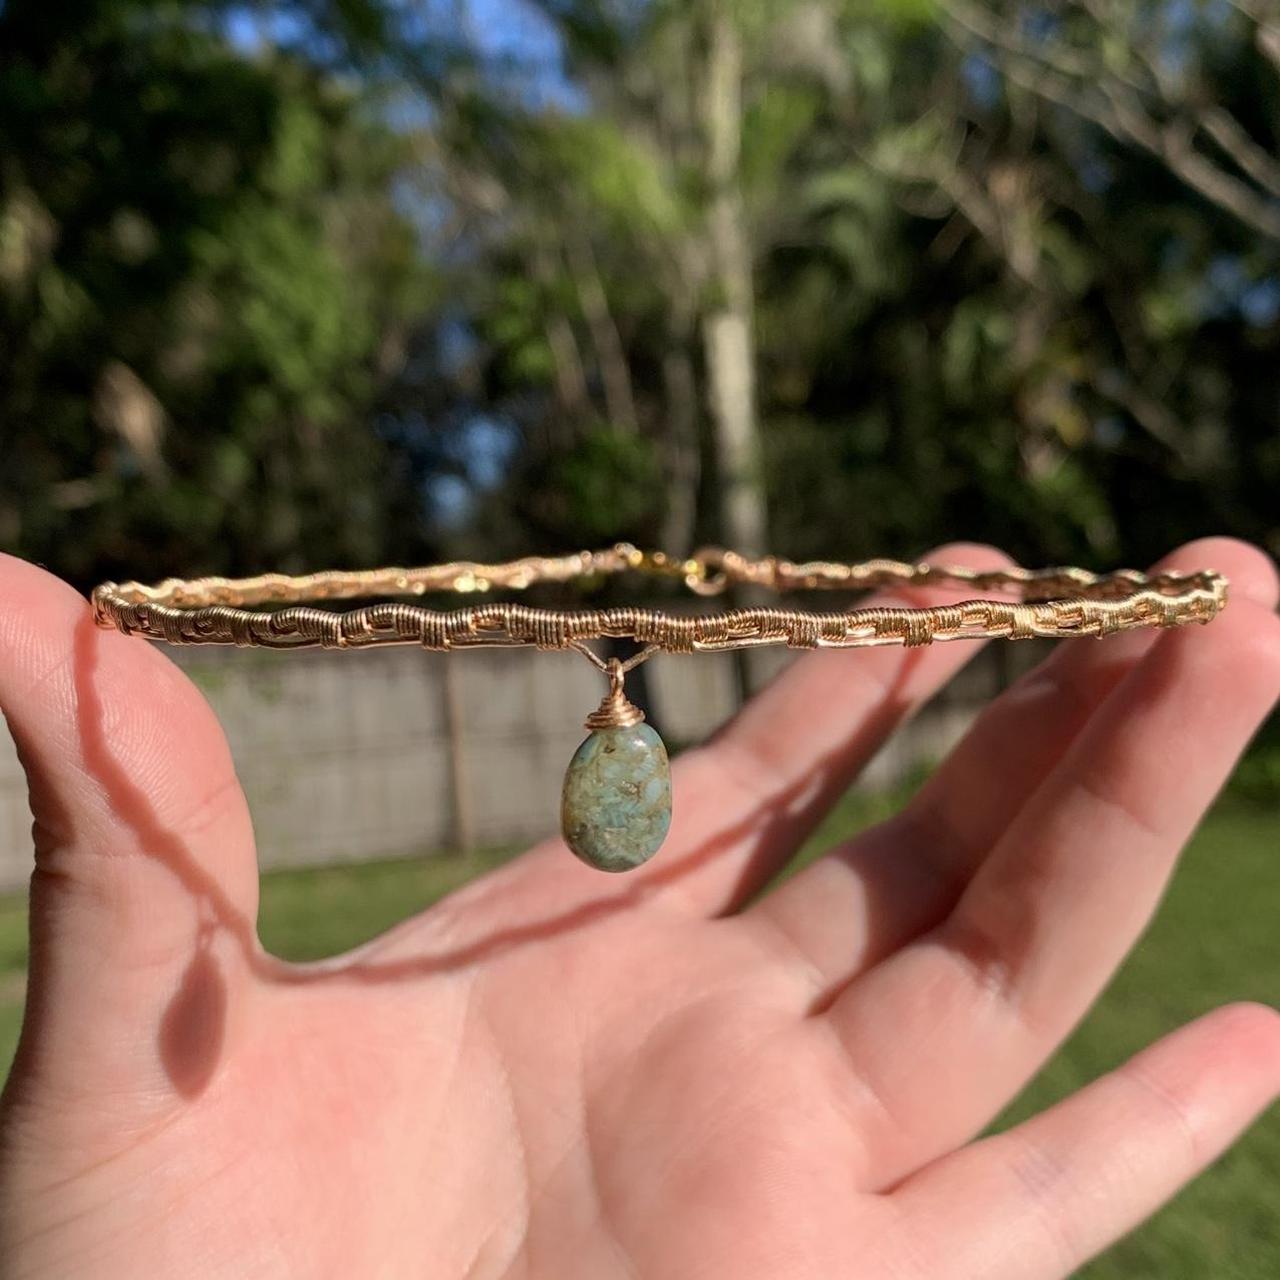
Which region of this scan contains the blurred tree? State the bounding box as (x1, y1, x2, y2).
(885, 0, 1280, 563)
(396, 0, 1278, 568)
(387, 0, 820, 558)
(3, 0, 1278, 584)
(0, 0, 430, 584)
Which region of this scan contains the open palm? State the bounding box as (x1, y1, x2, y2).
(1, 538, 1278, 1280)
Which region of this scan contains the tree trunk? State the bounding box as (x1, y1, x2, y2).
(564, 227, 639, 434)
(700, 4, 768, 697)
(533, 248, 590, 425)
(659, 339, 701, 555)
(700, 4, 768, 559)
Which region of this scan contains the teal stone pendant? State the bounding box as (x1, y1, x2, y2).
(561, 659, 672, 872)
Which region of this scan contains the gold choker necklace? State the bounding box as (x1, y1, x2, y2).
(93, 545, 1228, 873)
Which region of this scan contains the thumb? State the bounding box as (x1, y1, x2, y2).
(0, 555, 260, 1106)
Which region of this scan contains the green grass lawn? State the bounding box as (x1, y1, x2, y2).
(0, 794, 1275, 1276)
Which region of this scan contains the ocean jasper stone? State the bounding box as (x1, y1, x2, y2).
(561, 723, 672, 872)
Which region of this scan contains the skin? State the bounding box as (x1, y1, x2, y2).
(0, 537, 1277, 1280)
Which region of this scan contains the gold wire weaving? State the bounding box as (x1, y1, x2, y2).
(91, 544, 1228, 654)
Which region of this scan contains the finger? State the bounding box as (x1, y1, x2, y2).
(0, 556, 259, 1102)
(892, 1003, 1280, 1280)
(658, 542, 1021, 915)
(822, 588, 1280, 1184)
(747, 538, 1277, 995)
(478, 544, 1016, 923)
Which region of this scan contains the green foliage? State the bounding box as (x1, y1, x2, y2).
(4, 0, 1280, 596)
(861, 0, 940, 28)
(488, 277, 560, 384)
(546, 116, 687, 238)
(740, 84, 821, 196)
(0, 0, 431, 583)
(534, 424, 665, 544)
(423, 0, 1277, 578)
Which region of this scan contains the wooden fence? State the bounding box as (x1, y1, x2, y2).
(0, 641, 1035, 890)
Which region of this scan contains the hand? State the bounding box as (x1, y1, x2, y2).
(0, 538, 1277, 1280)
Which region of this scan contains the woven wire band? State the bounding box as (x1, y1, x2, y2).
(91, 544, 1228, 655)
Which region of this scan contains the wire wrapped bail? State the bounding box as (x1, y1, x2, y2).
(584, 657, 645, 731)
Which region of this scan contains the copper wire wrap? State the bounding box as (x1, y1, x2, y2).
(582, 658, 647, 731)
(91, 543, 1228, 654)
